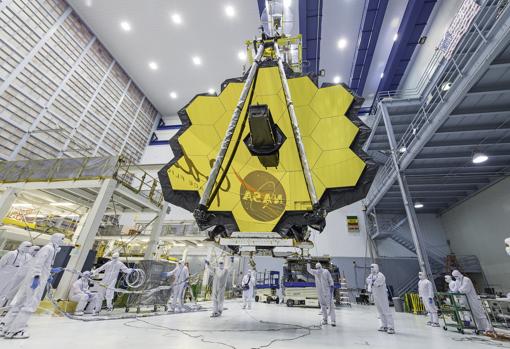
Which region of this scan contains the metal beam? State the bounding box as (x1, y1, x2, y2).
(0, 188, 18, 220)
(0, 180, 103, 190)
(9, 36, 97, 160)
(379, 102, 434, 282)
(366, 9, 510, 212)
(450, 106, 510, 118)
(144, 202, 169, 260)
(415, 150, 510, 160)
(59, 60, 116, 157)
(92, 79, 132, 156)
(466, 86, 510, 96)
(423, 141, 510, 150)
(119, 96, 146, 154)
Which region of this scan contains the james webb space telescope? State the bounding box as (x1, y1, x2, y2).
(158, 1, 377, 254)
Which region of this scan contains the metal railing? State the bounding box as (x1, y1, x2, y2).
(0, 155, 164, 207)
(364, 0, 510, 210)
(113, 159, 164, 206)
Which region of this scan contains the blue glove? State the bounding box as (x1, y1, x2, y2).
(31, 276, 40, 290)
(160, 272, 168, 278)
(51, 267, 63, 273)
(428, 298, 433, 305)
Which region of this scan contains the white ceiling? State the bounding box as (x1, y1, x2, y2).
(68, 0, 262, 116)
(69, 0, 409, 116)
(320, 0, 409, 105)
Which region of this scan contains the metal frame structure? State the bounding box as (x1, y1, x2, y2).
(0, 0, 157, 162)
(361, 1, 510, 287)
(365, 1, 510, 214)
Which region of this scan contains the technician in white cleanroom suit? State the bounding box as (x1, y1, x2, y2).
(163, 260, 189, 312)
(452, 270, 493, 333)
(28, 245, 40, 257)
(445, 275, 457, 292)
(366, 263, 395, 334)
(307, 262, 336, 326)
(241, 269, 256, 310)
(92, 252, 132, 312)
(206, 258, 232, 317)
(0, 233, 65, 339)
(418, 272, 439, 327)
(0, 241, 32, 307)
(69, 271, 99, 315)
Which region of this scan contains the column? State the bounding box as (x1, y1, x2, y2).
(144, 202, 168, 260)
(181, 248, 189, 263)
(56, 179, 116, 298)
(0, 188, 18, 221)
(380, 103, 434, 284)
(71, 212, 88, 244)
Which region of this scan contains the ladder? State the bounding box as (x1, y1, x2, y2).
(338, 271, 352, 307)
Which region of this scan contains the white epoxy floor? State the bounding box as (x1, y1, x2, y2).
(1, 300, 508, 348)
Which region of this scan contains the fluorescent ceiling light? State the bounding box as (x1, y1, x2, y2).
(170, 91, 178, 99)
(414, 202, 424, 209)
(393, 33, 398, 41)
(171, 13, 182, 25)
(225, 5, 235, 17)
(120, 21, 131, 32)
(399, 146, 407, 153)
(380, 72, 384, 79)
(472, 152, 488, 164)
(333, 75, 341, 84)
(148, 61, 158, 70)
(50, 202, 74, 206)
(238, 51, 247, 61)
(441, 81, 452, 91)
(208, 88, 216, 95)
(192, 56, 202, 65)
(337, 38, 347, 50)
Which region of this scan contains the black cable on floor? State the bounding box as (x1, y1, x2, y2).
(121, 308, 324, 349)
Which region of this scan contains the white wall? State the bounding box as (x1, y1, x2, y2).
(441, 177, 510, 291)
(400, 0, 463, 91)
(139, 115, 180, 165)
(309, 201, 369, 258)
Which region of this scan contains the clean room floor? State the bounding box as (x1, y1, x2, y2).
(2, 300, 508, 349)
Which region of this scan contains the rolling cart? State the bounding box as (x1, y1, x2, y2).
(436, 292, 479, 335)
(255, 271, 280, 304)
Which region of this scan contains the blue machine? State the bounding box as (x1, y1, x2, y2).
(255, 271, 280, 304)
